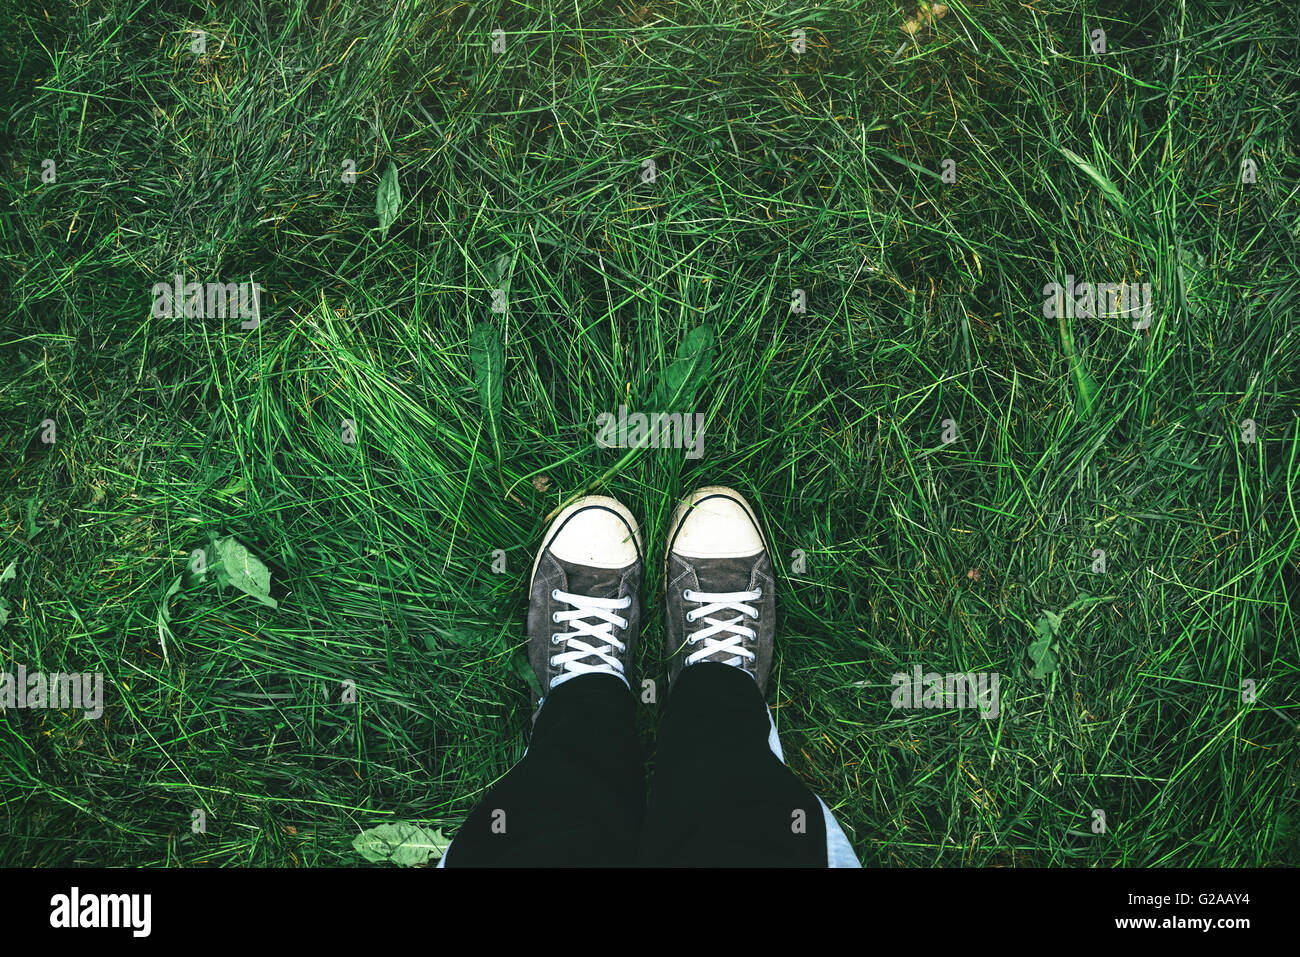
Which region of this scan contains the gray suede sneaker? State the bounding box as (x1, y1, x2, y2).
(526, 496, 643, 708)
(663, 486, 776, 695)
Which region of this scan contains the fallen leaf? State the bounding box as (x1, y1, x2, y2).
(212, 536, 278, 609)
(376, 161, 401, 240)
(352, 822, 449, 866)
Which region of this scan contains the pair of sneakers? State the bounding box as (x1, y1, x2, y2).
(526, 486, 777, 703)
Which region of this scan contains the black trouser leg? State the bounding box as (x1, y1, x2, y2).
(443, 673, 644, 866)
(639, 662, 828, 866)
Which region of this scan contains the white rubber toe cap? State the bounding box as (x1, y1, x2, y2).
(545, 497, 641, 569)
(670, 487, 765, 559)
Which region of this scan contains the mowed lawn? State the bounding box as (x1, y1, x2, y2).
(1, 0, 1298, 865)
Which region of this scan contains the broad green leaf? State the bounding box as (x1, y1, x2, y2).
(0, 561, 15, 583)
(1070, 358, 1101, 420)
(1058, 310, 1100, 421)
(212, 536, 278, 609)
(0, 596, 9, 628)
(645, 324, 716, 414)
(1058, 147, 1128, 213)
(1027, 633, 1058, 679)
(513, 654, 542, 698)
(216, 475, 249, 499)
(469, 321, 505, 472)
(352, 822, 449, 866)
(160, 574, 183, 621)
(1028, 611, 1062, 679)
(157, 573, 184, 664)
(489, 252, 511, 286)
(376, 161, 400, 239)
(1035, 610, 1062, 636)
(25, 497, 39, 540)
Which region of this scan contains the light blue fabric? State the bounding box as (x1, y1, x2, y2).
(762, 705, 861, 867)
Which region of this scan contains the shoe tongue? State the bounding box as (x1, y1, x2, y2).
(687, 555, 757, 595)
(555, 557, 625, 599)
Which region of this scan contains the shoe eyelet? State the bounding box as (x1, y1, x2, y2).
(685, 612, 695, 622)
(754, 587, 763, 598)
(549, 656, 557, 667)
(551, 635, 560, 644)
(552, 612, 560, 623)
(682, 589, 692, 600)
(551, 589, 560, 600)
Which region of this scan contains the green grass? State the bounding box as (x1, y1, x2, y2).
(1, 0, 1298, 866)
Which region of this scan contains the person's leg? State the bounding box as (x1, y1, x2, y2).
(640, 662, 832, 865)
(441, 673, 643, 866)
(442, 497, 647, 867)
(639, 487, 859, 867)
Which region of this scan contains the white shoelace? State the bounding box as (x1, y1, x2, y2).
(548, 588, 631, 690)
(682, 587, 762, 667)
